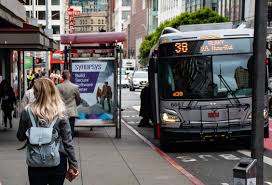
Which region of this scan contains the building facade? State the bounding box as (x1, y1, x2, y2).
(24, 0, 65, 43)
(148, 0, 158, 32)
(127, 0, 149, 62)
(158, 0, 184, 24)
(0, 0, 26, 82)
(114, 0, 131, 32)
(74, 12, 107, 33)
(70, 0, 108, 13)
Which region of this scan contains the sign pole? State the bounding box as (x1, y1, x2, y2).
(251, 0, 268, 185)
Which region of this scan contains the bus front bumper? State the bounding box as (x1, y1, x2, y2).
(160, 122, 269, 143)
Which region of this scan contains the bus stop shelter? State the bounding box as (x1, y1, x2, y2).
(60, 32, 126, 138)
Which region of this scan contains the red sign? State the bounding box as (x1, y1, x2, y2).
(68, 8, 81, 33)
(208, 112, 220, 118)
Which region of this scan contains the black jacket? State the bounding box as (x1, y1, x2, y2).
(139, 86, 152, 119)
(0, 87, 16, 111)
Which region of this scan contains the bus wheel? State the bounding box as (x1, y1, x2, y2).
(265, 125, 269, 138)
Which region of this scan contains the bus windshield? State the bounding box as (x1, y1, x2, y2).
(159, 54, 253, 99)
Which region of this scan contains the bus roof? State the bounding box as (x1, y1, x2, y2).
(159, 27, 254, 44)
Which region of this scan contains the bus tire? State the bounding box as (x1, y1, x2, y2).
(265, 125, 269, 138)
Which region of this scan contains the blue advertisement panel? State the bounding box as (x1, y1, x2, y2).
(72, 59, 114, 121)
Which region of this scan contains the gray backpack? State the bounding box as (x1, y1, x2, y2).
(25, 107, 60, 167)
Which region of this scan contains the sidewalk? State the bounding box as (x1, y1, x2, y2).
(0, 119, 193, 185)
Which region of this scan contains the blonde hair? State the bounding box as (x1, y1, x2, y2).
(31, 78, 65, 124)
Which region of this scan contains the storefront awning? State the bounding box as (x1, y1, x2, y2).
(0, 23, 59, 51)
(60, 32, 126, 45)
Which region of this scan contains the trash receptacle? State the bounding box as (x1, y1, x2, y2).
(233, 158, 257, 185)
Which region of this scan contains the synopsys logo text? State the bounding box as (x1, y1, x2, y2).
(74, 63, 103, 72)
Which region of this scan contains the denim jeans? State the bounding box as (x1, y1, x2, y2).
(28, 153, 67, 185)
(69, 117, 76, 138)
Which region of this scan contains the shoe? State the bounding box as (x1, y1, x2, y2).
(10, 123, 13, 129)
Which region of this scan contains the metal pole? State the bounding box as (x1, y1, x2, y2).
(69, 45, 72, 72)
(251, 0, 268, 185)
(17, 51, 21, 113)
(114, 46, 120, 138)
(64, 46, 68, 70)
(118, 47, 122, 138)
(45, 0, 49, 75)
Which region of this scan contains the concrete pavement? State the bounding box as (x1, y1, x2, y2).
(0, 118, 193, 185)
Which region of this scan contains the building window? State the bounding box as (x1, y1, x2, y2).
(26, 11, 31, 18)
(38, 11, 46, 20)
(122, 0, 131, 6)
(85, 20, 87, 24)
(122, 10, 130, 20)
(268, 1, 272, 26)
(101, 19, 104, 24)
(98, 19, 100, 24)
(26, 0, 31, 5)
(52, 25, 60, 34)
(142, 0, 145, 9)
(37, 0, 45, 5)
(90, 26, 93, 31)
(91, 19, 94, 24)
(51, 0, 60, 5)
(51, 11, 60, 20)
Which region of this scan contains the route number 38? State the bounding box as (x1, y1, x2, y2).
(175, 42, 189, 54)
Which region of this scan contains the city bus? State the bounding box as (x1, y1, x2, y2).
(148, 23, 270, 149)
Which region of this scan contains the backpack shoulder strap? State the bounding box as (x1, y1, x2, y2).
(49, 117, 58, 128)
(27, 107, 37, 127)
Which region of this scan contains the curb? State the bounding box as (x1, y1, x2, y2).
(122, 120, 205, 185)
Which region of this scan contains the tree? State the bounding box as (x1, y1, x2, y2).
(139, 8, 228, 66)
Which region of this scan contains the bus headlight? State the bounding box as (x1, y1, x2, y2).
(247, 109, 268, 119)
(162, 112, 180, 123)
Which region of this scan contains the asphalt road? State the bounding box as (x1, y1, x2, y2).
(121, 88, 272, 185)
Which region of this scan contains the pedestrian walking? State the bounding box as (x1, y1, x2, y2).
(17, 78, 79, 185)
(0, 80, 16, 129)
(27, 71, 34, 90)
(57, 70, 81, 137)
(101, 82, 112, 113)
(138, 85, 153, 127)
(21, 74, 40, 109)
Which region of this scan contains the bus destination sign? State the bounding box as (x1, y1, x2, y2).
(160, 38, 252, 56)
(199, 40, 234, 53)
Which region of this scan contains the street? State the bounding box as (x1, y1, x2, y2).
(121, 88, 272, 185)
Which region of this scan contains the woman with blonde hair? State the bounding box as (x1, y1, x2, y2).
(17, 78, 78, 185)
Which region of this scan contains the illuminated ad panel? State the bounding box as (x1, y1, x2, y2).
(71, 59, 114, 121)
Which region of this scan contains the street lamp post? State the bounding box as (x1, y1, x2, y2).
(252, 0, 268, 184)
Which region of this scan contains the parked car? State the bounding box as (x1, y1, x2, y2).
(129, 71, 148, 91)
(118, 74, 129, 88)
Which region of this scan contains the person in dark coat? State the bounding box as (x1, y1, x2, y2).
(138, 84, 153, 127)
(0, 80, 16, 128)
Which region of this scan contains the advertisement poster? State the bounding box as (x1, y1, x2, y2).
(72, 59, 114, 122)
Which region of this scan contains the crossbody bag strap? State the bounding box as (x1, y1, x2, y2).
(27, 107, 37, 127)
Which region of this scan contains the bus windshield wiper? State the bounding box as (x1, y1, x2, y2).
(217, 74, 241, 105)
